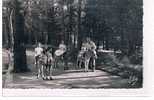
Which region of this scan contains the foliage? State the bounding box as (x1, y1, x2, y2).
(3, 0, 143, 58)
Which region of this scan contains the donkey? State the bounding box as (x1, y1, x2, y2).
(43, 51, 54, 80)
(35, 55, 45, 79)
(77, 49, 97, 72)
(77, 50, 85, 69)
(36, 51, 54, 80)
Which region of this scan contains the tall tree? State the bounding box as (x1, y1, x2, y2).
(9, 0, 29, 72)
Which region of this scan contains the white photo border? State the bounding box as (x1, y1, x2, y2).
(1, 0, 154, 97)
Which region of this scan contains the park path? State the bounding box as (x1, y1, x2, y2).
(3, 69, 130, 89)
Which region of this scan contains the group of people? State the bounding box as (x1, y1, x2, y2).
(34, 40, 66, 65)
(34, 40, 67, 79)
(34, 37, 97, 72)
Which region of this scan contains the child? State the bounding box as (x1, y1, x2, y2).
(34, 43, 43, 64)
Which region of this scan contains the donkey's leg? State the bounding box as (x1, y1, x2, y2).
(41, 65, 45, 78)
(37, 64, 41, 79)
(54, 60, 56, 68)
(87, 59, 90, 72)
(78, 58, 83, 69)
(45, 65, 49, 80)
(47, 63, 51, 77)
(76, 60, 79, 69)
(84, 60, 89, 72)
(36, 63, 39, 79)
(45, 65, 48, 79)
(48, 65, 53, 80)
(80, 60, 84, 69)
(78, 61, 82, 69)
(84, 60, 86, 72)
(77, 58, 81, 69)
(92, 59, 96, 72)
(48, 65, 51, 76)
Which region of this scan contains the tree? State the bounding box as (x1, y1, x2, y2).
(8, 0, 29, 72)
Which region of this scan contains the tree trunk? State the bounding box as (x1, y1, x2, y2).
(10, 0, 29, 73)
(76, 0, 82, 49)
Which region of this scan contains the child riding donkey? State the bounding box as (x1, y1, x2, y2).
(77, 37, 97, 72)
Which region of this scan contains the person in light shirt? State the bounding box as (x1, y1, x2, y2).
(54, 40, 67, 57)
(34, 42, 43, 64)
(58, 40, 66, 52)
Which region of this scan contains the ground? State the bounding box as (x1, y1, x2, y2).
(2, 49, 132, 89)
(4, 69, 130, 89)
